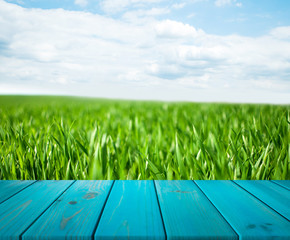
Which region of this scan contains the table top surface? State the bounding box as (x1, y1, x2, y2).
(0, 180, 289, 240)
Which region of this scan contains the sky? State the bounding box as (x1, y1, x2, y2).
(0, 0, 290, 103)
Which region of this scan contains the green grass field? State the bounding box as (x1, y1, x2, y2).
(0, 96, 289, 180)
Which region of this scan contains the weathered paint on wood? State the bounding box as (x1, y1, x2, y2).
(0, 180, 35, 204)
(95, 180, 165, 240)
(0, 180, 73, 240)
(195, 180, 290, 240)
(234, 180, 290, 221)
(155, 180, 238, 240)
(22, 180, 113, 240)
(0, 180, 289, 240)
(272, 180, 290, 190)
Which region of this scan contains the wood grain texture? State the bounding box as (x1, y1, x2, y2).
(234, 180, 290, 221)
(22, 180, 113, 240)
(155, 180, 238, 240)
(95, 180, 165, 240)
(0, 180, 35, 204)
(0, 180, 73, 240)
(195, 180, 290, 240)
(272, 180, 290, 190)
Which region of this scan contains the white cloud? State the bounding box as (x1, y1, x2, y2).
(172, 3, 186, 9)
(215, 0, 231, 7)
(0, 0, 289, 103)
(122, 7, 170, 21)
(215, 0, 242, 7)
(74, 0, 88, 8)
(100, 0, 164, 14)
(155, 20, 204, 38)
(270, 26, 290, 40)
(187, 13, 196, 18)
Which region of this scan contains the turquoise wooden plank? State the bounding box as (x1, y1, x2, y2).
(155, 180, 238, 240)
(234, 180, 290, 221)
(0, 180, 73, 240)
(0, 180, 35, 204)
(196, 180, 290, 240)
(22, 180, 113, 240)
(95, 180, 165, 240)
(272, 180, 290, 190)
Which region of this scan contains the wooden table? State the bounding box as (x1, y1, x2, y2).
(0, 180, 289, 239)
